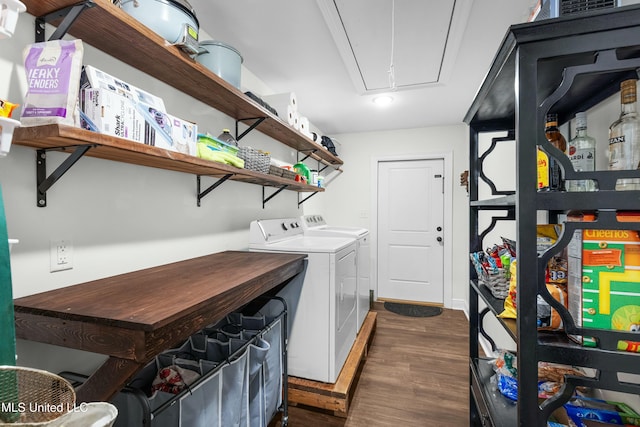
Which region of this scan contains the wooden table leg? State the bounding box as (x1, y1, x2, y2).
(76, 357, 144, 403)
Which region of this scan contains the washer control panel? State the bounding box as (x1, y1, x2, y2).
(301, 214, 327, 228)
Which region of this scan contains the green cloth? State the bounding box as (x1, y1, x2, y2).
(0, 185, 15, 366)
(0, 185, 18, 423)
(197, 142, 245, 168)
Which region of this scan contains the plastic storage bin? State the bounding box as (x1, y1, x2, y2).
(0, 117, 20, 157)
(0, 0, 26, 39)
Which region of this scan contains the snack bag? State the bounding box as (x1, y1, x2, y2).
(20, 39, 84, 126)
(538, 224, 568, 285)
(499, 258, 569, 331)
(0, 99, 18, 118)
(499, 259, 518, 319)
(537, 283, 568, 331)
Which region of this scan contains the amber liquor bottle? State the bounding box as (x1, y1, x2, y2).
(538, 113, 567, 191)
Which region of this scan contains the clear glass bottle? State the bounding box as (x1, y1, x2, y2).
(567, 112, 596, 192)
(538, 113, 566, 191)
(609, 79, 640, 190)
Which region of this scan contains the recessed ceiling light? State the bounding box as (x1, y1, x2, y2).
(373, 95, 394, 106)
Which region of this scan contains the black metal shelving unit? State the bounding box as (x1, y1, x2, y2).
(465, 6, 640, 426)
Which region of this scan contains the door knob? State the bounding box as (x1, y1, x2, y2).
(437, 236, 443, 242)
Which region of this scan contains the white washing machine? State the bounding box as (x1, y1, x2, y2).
(299, 214, 370, 332)
(249, 218, 358, 383)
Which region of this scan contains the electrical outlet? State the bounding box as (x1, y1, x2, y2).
(50, 240, 73, 272)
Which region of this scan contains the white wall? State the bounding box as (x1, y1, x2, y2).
(0, 14, 305, 375)
(2, 13, 472, 377)
(303, 124, 470, 309)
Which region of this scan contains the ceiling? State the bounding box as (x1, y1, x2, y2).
(189, 0, 534, 135)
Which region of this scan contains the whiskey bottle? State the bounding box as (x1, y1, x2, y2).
(567, 112, 596, 192)
(538, 113, 566, 191)
(609, 79, 640, 190)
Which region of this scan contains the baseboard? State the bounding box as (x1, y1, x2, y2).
(451, 298, 468, 317)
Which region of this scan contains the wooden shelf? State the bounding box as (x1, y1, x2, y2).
(12, 124, 324, 193)
(13, 251, 306, 403)
(23, 0, 342, 167)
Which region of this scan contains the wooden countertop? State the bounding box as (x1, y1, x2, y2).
(13, 250, 306, 402)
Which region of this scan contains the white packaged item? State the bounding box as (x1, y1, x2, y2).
(21, 39, 84, 127)
(0, 0, 26, 39)
(81, 65, 167, 113)
(0, 117, 20, 156)
(166, 112, 197, 156)
(262, 92, 299, 127)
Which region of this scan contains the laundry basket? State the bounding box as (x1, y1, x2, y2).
(47, 403, 117, 427)
(0, 365, 76, 425)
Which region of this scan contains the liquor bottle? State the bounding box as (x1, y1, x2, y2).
(538, 113, 566, 191)
(609, 79, 640, 190)
(567, 112, 596, 192)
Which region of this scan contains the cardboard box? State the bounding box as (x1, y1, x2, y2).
(132, 104, 173, 150)
(80, 65, 196, 154)
(80, 88, 136, 140)
(568, 213, 640, 352)
(80, 65, 166, 113)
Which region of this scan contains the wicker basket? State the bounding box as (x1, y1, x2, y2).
(479, 268, 510, 299)
(238, 147, 270, 174)
(0, 365, 76, 425)
(281, 169, 298, 181)
(268, 164, 284, 177)
(469, 253, 510, 299)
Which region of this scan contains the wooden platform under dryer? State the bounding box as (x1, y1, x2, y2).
(287, 311, 377, 418)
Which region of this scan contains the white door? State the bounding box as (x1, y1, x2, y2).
(377, 158, 444, 304)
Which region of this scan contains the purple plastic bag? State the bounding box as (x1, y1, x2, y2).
(21, 39, 83, 126)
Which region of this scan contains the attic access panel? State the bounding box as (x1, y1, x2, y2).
(318, 0, 468, 93)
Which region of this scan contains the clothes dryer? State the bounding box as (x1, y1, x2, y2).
(249, 218, 357, 383)
(299, 215, 370, 332)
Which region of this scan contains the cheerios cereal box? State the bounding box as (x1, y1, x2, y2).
(569, 212, 640, 352)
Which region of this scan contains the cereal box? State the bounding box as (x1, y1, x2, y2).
(568, 212, 640, 352)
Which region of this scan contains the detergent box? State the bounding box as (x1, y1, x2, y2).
(568, 212, 640, 352)
(564, 396, 640, 426)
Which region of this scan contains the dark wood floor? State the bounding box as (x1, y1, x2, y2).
(281, 304, 470, 427)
